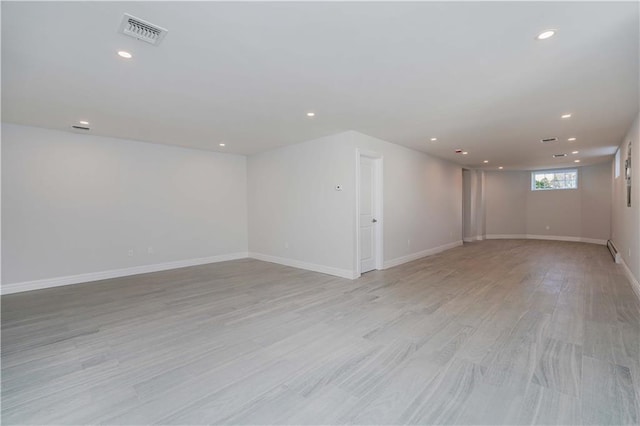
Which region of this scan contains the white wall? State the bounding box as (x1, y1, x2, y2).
(579, 162, 612, 241)
(484, 163, 612, 243)
(2, 124, 248, 289)
(526, 178, 582, 238)
(247, 132, 354, 276)
(485, 171, 528, 236)
(4, 121, 627, 293)
(248, 130, 463, 278)
(612, 113, 640, 288)
(350, 132, 463, 268)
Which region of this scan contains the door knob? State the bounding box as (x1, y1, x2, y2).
(372, 218, 378, 223)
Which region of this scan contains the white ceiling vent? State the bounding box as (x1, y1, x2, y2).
(118, 13, 167, 46)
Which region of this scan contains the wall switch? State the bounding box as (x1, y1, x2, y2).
(407, 239, 411, 247)
(127, 249, 134, 257)
(147, 246, 154, 254)
(284, 242, 289, 249)
(546, 225, 550, 230)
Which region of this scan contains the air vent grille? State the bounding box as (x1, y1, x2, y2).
(553, 153, 567, 158)
(541, 137, 558, 143)
(71, 125, 90, 131)
(118, 13, 167, 45)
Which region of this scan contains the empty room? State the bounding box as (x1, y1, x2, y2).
(1, 1, 639, 425)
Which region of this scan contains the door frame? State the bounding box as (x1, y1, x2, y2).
(355, 148, 384, 277)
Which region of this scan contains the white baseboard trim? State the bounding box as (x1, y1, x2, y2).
(463, 235, 485, 243)
(620, 258, 640, 301)
(526, 235, 607, 245)
(383, 240, 463, 269)
(485, 234, 606, 245)
(1, 252, 249, 295)
(485, 234, 528, 240)
(248, 252, 356, 280)
(579, 237, 608, 246)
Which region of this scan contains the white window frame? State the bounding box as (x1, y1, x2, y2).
(531, 168, 578, 191)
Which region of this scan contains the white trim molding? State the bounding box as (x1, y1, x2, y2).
(249, 252, 356, 280)
(383, 240, 463, 269)
(578, 238, 608, 246)
(1, 252, 249, 295)
(463, 235, 485, 243)
(485, 234, 528, 240)
(620, 258, 640, 301)
(525, 235, 607, 245)
(485, 234, 606, 245)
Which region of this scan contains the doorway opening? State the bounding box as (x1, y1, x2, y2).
(462, 169, 471, 242)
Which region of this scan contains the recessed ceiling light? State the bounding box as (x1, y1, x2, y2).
(574, 159, 580, 163)
(483, 160, 489, 163)
(79, 120, 89, 125)
(219, 143, 226, 147)
(306, 112, 315, 117)
(117, 51, 132, 59)
(499, 166, 504, 170)
(572, 150, 579, 154)
(462, 151, 468, 155)
(430, 137, 437, 141)
(568, 137, 576, 141)
(536, 30, 556, 40)
(561, 114, 572, 119)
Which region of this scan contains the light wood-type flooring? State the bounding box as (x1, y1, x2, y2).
(2, 239, 639, 425)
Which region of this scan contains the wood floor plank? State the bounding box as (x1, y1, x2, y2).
(518, 382, 582, 425)
(2, 239, 639, 425)
(582, 356, 639, 425)
(453, 380, 525, 425)
(401, 357, 486, 425)
(532, 337, 582, 397)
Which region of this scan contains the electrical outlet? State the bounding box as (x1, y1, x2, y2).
(546, 225, 550, 230)
(127, 249, 134, 257)
(147, 246, 154, 255)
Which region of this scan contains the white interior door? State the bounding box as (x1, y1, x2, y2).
(360, 157, 377, 273)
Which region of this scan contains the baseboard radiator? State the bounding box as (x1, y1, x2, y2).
(607, 240, 621, 263)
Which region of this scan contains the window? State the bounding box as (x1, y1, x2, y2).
(531, 169, 578, 191)
(615, 148, 620, 178)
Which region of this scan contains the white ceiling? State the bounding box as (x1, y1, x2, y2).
(2, 1, 638, 170)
